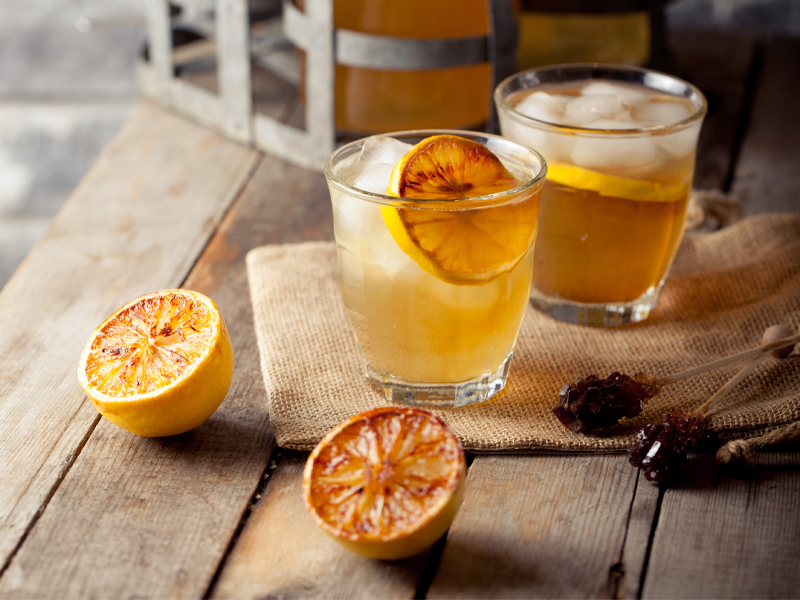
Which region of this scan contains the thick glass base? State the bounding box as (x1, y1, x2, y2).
(365, 353, 513, 408)
(530, 285, 662, 327)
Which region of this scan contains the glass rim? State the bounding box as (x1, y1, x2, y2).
(323, 129, 548, 207)
(494, 63, 708, 135)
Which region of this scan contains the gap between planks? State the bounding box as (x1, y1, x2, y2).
(0, 100, 260, 585)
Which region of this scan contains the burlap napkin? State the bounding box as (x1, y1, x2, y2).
(247, 214, 800, 452)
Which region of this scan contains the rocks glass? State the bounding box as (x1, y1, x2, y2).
(324, 131, 546, 406)
(496, 65, 706, 326)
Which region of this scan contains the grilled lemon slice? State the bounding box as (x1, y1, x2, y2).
(382, 135, 538, 285)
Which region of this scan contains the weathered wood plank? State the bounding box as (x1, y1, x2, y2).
(0, 413, 274, 599)
(641, 452, 800, 599)
(0, 100, 259, 577)
(428, 454, 642, 599)
(0, 187, 282, 598)
(617, 473, 661, 600)
(211, 451, 425, 599)
(666, 29, 757, 191)
(0, 147, 335, 598)
(731, 37, 800, 215)
(191, 156, 425, 598)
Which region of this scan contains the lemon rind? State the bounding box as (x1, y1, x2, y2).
(547, 162, 690, 203)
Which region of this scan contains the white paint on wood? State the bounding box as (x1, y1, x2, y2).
(217, 0, 253, 143)
(145, 0, 172, 102)
(304, 0, 335, 162)
(253, 114, 323, 171)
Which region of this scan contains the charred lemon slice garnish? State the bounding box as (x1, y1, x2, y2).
(382, 135, 538, 285)
(388, 135, 519, 199)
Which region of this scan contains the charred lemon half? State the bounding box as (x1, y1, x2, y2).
(303, 406, 467, 560)
(77, 289, 234, 437)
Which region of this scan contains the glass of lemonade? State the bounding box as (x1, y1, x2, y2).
(324, 131, 546, 407)
(495, 65, 707, 326)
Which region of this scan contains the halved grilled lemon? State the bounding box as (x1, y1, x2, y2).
(303, 406, 467, 560)
(382, 135, 539, 285)
(77, 289, 234, 437)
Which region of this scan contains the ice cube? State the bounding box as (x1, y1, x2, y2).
(499, 115, 576, 165)
(571, 135, 658, 170)
(352, 163, 393, 195)
(358, 135, 413, 169)
(339, 136, 412, 187)
(366, 204, 411, 281)
(657, 125, 701, 158)
(564, 94, 626, 127)
(582, 81, 650, 105)
(428, 273, 501, 311)
(368, 235, 412, 281)
(515, 91, 566, 124)
(632, 101, 691, 126)
(585, 118, 636, 130)
(548, 94, 574, 106)
(332, 191, 367, 244)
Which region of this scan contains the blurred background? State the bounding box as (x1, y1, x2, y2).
(1, 0, 799, 289)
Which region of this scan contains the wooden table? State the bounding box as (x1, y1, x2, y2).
(1, 31, 798, 599)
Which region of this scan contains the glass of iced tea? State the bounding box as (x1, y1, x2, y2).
(495, 65, 706, 326)
(324, 131, 546, 407)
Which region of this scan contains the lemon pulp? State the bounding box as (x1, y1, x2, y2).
(303, 407, 466, 560)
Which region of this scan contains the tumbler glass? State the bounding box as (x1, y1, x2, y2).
(496, 65, 706, 325)
(324, 131, 546, 406)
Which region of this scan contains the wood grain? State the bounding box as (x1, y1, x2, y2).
(731, 37, 800, 215)
(617, 472, 661, 600)
(428, 454, 640, 599)
(641, 452, 800, 599)
(211, 451, 425, 599)
(0, 100, 258, 577)
(0, 146, 336, 597)
(195, 155, 426, 598)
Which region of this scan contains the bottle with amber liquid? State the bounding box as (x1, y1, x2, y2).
(515, 0, 660, 70)
(293, 0, 492, 133)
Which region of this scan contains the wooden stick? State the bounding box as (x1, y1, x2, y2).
(692, 353, 770, 415)
(656, 332, 800, 387)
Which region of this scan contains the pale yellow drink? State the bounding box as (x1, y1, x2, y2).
(324, 133, 546, 406)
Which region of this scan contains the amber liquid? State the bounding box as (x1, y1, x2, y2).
(499, 82, 700, 307)
(533, 180, 689, 304)
(516, 11, 651, 70)
(333, 0, 491, 133)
